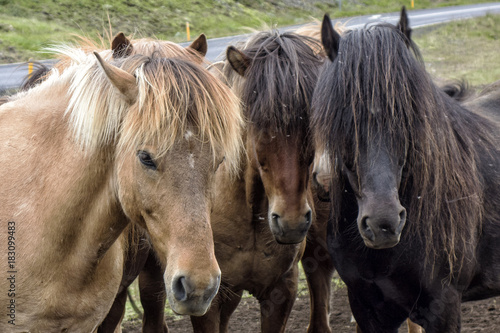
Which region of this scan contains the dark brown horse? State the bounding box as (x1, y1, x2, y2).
(312, 13, 500, 333)
(188, 29, 333, 333)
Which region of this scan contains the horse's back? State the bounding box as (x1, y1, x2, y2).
(464, 87, 500, 300)
(463, 79, 500, 124)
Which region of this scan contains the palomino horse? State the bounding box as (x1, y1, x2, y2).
(0, 36, 243, 332)
(12, 32, 220, 333)
(312, 13, 500, 333)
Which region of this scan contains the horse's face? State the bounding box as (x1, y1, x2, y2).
(116, 133, 221, 316)
(249, 131, 314, 244)
(343, 137, 407, 249)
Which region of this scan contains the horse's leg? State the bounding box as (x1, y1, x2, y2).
(413, 289, 461, 333)
(358, 319, 425, 333)
(219, 289, 243, 333)
(97, 287, 128, 333)
(301, 199, 334, 333)
(139, 248, 168, 333)
(258, 263, 299, 333)
(98, 231, 151, 333)
(190, 290, 227, 333)
(348, 290, 399, 333)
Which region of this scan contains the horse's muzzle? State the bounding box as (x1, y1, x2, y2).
(358, 208, 406, 249)
(270, 210, 312, 244)
(167, 273, 220, 316)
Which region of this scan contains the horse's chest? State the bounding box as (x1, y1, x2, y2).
(331, 235, 422, 317)
(213, 220, 301, 288)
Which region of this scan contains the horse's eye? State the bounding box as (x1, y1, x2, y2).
(137, 150, 157, 170)
(216, 156, 225, 171)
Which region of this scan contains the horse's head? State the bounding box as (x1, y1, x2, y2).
(312, 14, 417, 249)
(341, 135, 407, 249)
(224, 32, 323, 244)
(116, 133, 222, 315)
(248, 129, 314, 244)
(90, 53, 242, 315)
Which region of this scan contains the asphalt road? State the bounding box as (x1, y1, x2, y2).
(1, 3, 500, 92)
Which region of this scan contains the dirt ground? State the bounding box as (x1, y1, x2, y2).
(122, 280, 500, 332)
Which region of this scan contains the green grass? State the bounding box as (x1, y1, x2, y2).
(324, 0, 495, 18)
(0, 0, 496, 63)
(0, 14, 80, 62)
(414, 13, 500, 85)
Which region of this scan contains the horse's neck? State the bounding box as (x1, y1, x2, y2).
(0, 91, 127, 277)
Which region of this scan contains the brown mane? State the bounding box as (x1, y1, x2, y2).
(222, 30, 324, 140)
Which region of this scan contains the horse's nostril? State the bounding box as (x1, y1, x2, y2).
(305, 210, 312, 225)
(399, 208, 407, 222)
(360, 216, 375, 241)
(172, 276, 192, 302)
(272, 213, 280, 224)
(361, 216, 370, 232)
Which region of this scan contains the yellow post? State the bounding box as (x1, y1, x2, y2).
(28, 61, 33, 77)
(411, 0, 414, 8)
(186, 22, 190, 41)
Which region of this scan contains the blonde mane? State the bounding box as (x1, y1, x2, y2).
(50, 33, 206, 75)
(30, 44, 243, 174)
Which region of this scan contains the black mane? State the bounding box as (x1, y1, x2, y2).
(312, 23, 498, 273)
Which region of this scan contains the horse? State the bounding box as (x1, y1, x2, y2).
(10, 31, 218, 333)
(447, 79, 500, 124)
(311, 12, 500, 333)
(0, 34, 243, 332)
(65, 32, 219, 333)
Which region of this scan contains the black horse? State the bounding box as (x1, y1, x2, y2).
(311, 13, 500, 333)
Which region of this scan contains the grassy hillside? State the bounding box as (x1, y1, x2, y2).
(0, 0, 495, 63)
(414, 13, 500, 85)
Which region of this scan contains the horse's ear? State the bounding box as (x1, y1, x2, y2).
(94, 52, 138, 105)
(187, 34, 208, 58)
(226, 46, 250, 77)
(111, 32, 133, 59)
(321, 14, 340, 62)
(397, 6, 412, 47)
